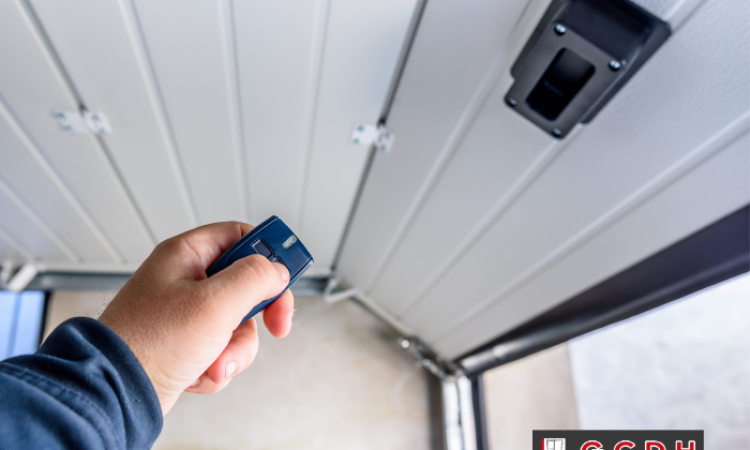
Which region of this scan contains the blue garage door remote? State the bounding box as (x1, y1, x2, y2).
(206, 216, 314, 324)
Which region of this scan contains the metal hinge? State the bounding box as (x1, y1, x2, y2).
(349, 122, 395, 153)
(398, 337, 466, 381)
(52, 109, 112, 136)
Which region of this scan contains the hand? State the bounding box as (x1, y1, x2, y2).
(99, 222, 294, 415)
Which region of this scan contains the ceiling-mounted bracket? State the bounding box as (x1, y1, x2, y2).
(505, 0, 670, 139)
(52, 109, 112, 136)
(349, 123, 395, 153)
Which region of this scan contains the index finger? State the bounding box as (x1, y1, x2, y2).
(262, 289, 295, 338)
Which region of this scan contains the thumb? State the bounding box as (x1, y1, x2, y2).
(204, 254, 290, 323)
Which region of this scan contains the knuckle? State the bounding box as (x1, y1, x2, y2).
(153, 237, 172, 253)
(156, 236, 185, 255)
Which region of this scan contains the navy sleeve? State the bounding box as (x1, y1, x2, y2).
(0, 317, 163, 450)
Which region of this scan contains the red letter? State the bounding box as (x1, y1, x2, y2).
(676, 441, 696, 450)
(581, 441, 603, 450)
(614, 440, 635, 450)
(645, 441, 666, 450)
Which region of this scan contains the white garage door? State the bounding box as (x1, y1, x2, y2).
(0, 0, 417, 274)
(336, 0, 750, 358)
(0, 0, 746, 360)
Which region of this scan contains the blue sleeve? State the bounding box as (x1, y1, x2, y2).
(0, 317, 163, 449)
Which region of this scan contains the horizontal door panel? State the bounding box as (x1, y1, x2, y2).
(0, 184, 74, 263)
(0, 235, 26, 262)
(31, 0, 197, 241)
(338, 0, 537, 286)
(0, 116, 115, 262)
(0, 0, 154, 264)
(234, 0, 322, 230)
(335, 0, 748, 358)
(132, 0, 245, 225)
(436, 131, 750, 357)
(399, 0, 750, 345)
(298, 0, 419, 269)
(369, 78, 551, 315)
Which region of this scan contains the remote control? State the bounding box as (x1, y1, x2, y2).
(206, 216, 314, 324)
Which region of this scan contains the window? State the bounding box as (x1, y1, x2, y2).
(0, 290, 46, 359)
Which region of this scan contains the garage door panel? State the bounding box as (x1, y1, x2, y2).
(132, 0, 245, 225)
(0, 115, 116, 262)
(436, 130, 750, 357)
(338, 0, 535, 286)
(399, 0, 749, 343)
(0, 0, 416, 273)
(31, 0, 197, 241)
(369, 77, 552, 314)
(0, 0, 154, 263)
(0, 232, 28, 263)
(233, 0, 322, 230)
(337, 0, 749, 357)
(0, 185, 74, 263)
(298, 0, 418, 270)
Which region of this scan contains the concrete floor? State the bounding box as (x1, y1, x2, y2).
(482, 273, 750, 450)
(43, 274, 750, 450)
(569, 273, 750, 449)
(45, 292, 432, 450)
(43, 290, 116, 338)
(483, 344, 579, 450)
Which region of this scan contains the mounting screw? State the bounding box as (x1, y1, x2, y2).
(507, 98, 517, 107)
(353, 138, 359, 144)
(65, 126, 74, 134)
(551, 128, 562, 137)
(357, 125, 364, 132)
(55, 112, 66, 121)
(554, 24, 566, 35)
(609, 60, 622, 71)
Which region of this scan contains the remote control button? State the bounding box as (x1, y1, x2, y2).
(270, 256, 286, 267)
(251, 239, 273, 258)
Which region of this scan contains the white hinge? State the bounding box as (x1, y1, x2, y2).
(52, 109, 112, 136)
(349, 122, 395, 153)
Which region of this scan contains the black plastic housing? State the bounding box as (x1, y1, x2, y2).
(505, 0, 670, 138)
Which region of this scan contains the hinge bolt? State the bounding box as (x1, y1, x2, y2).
(551, 128, 562, 137)
(609, 60, 622, 71)
(507, 98, 517, 107)
(554, 24, 566, 35)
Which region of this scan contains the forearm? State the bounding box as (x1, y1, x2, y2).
(0, 318, 162, 450)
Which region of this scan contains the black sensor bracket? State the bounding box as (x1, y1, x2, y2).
(505, 0, 670, 138)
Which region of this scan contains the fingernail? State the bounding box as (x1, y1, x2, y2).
(225, 361, 238, 379)
(190, 378, 200, 387)
(272, 262, 289, 282)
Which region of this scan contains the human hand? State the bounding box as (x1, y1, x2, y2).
(99, 222, 294, 415)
